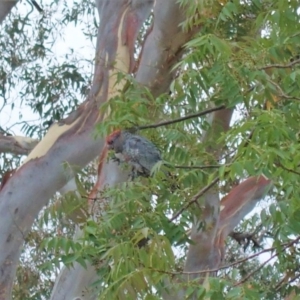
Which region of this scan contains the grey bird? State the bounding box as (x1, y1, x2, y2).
(106, 129, 163, 178)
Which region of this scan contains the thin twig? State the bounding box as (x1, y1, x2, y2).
(276, 162, 300, 177)
(138, 105, 226, 130)
(259, 58, 300, 70)
(234, 251, 278, 286)
(172, 164, 227, 170)
(30, 0, 44, 13)
(290, 32, 300, 39)
(275, 272, 300, 292)
(169, 176, 220, 222)
(275, 274, 287, 291)
(234, 235, 300, 286)
(148, 237, 300, 276)
(267, 78, 300, 101)
(150, 247, 272, 275)
(168, 138, 246, 222)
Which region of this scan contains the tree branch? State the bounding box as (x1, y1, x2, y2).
(172, 164, 226, 170)
(235, 235, 300, 286)
(27, 0, 43, 13)
(276, 272, 300, 293)
(138, 105, 226, 130)
(170, 176, 220, 222)
(276, 162, 300, 177)
(148, 236, 300, 277)
(0, 134, 39, 155)
(267, 78, 300, 101)
(259, 58, 300, 70)
(150, 246, 271, 276)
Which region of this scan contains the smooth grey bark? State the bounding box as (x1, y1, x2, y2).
(51, 262, 98, 300)
(0, 0, 17, 24)
(135, 0, 198, 94)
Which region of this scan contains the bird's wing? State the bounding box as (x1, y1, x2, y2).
(124, 135, 162, 172)
(123, 135, 142, 161)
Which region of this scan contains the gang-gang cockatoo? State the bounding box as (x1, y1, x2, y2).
(106, 129, 164, 178)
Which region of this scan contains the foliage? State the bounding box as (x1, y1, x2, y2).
(1, 0, 300, 299)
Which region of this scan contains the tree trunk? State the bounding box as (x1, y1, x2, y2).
(0, 0, 150, 296)
(0, 0, 17, 24)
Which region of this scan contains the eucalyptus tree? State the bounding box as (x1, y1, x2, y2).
(1, 1, 300, 299)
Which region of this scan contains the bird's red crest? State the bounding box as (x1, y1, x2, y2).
(106, 129, 121, 145)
